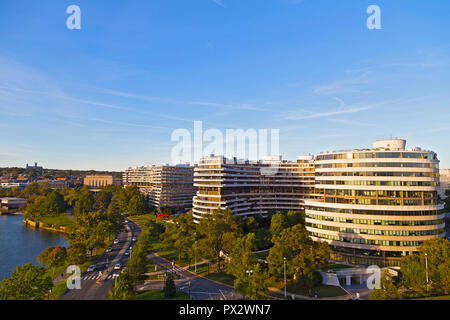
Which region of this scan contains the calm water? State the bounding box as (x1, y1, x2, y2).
(0, 215, 68, 280)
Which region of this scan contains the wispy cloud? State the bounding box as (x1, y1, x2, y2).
(284, 105, 374, 120)
(212, 0, 226, 8)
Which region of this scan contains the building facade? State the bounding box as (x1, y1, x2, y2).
(83, 175, 122, 188)
(439, 169, 450, 198)
(192, 155, 316, 222)
(304, 139, 445, 267)
(123, 164, 195, 210)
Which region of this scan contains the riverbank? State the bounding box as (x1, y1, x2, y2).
(23, 218, 70, 234)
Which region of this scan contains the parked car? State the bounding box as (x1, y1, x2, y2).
(114, 263, 122, 270)
(87, 265, 96, 272)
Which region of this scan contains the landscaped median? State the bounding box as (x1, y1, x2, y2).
(131, 290, 189, 300)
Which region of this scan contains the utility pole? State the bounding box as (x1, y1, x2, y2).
(425, 252, 429, 290)
(283, 257, 287, 298)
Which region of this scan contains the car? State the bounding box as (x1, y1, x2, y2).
(114, 263, 122, 270)
(106, 247, 112, 253)
(125, 251, 130, 256)
(129, 246, 133, 250)
(124, 220, 129, 223)
(87, 265, 96, 272)
(132, 237, 137, 242)
(113, 239, 119, 245)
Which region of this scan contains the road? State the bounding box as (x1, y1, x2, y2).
(139, 253, 241, 300)
(59, 219, 141, 300)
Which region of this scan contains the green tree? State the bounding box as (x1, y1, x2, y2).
(234, 263, 268, 300)
(269, 213, 288, 243)
(108, 271, 135, 300)
(267, 224, 329, 290)
(164, 272, 176, 298)
(127, 194, 145, 215)
(197, 209, 240, 271)
(0, 263, 53, 300)
(369, 271, 401, 300)
(66, 243, 87, 265)
(226, 233, 258, 279)
(162, 213, 196, 261)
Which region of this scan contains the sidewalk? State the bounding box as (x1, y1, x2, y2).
(268, 287, 351, 301)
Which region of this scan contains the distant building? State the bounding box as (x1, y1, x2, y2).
(37, 179, 70, 189)
(26, 162, 43, 170)
(439, 169, 450, 197)
(0, 198, 26, 211)
(123, 164, 195, 211)
(0, 182, 29, 189)
(83, 175, 122, 188)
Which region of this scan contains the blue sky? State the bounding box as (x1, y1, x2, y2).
(0, 0, 449, 171)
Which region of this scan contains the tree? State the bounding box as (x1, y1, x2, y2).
(267, 224, 329, 291)
(73, 187, 94, 217)
(0, 263, 53, 300)
(108, 271, 135, 300)
(37, 246, 67, 276)
(127, 194, 145, 215)
(226, 233, 258, 279)
(66, 243, 87, 265)
(197, 209, 240, 271)
(369, 271, 401, 300)
(234, 263, 268, 300)
(401, 238, 450, 295)
(164, 272, 176, 298)
(161, 213, 196, 261)
(269, 213, 288, 243)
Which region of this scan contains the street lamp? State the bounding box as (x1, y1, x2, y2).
(424, 253, 429, 287)
(283, 257, 287, 298)
(194, 233, 197, 273)
(245, 270, 253, 300)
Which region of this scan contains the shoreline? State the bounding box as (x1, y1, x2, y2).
(23, 218, 69, 234)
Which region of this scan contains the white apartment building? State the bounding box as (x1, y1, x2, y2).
(123, 164, 196, 210)
(305, 139, 445, 267)
(439, 169, 450, 198)
(192, 155, 317, 222)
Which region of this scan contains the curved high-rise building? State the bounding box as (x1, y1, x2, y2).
(193, 155, 316, 222)
(305, 139, 445, 267)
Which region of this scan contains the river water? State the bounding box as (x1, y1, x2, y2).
(0, 215, 68, 280)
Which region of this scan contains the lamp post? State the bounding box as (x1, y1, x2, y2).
(425, 253, 429, 289)
(246, 270, 253, 300)
(194, 233, 197, 273)
(283, 257, 287, 298)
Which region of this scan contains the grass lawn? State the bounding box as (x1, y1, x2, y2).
(38, 214, 75, 228)
(270, 278, 347, 298)
(190, 263, 235, 287)
(131, 290, 189, 300)
(328, 263, 355, 270)
(413, 295, 450, 300)
(127, 214, 156, 227)
(49, 281, 68, 300)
